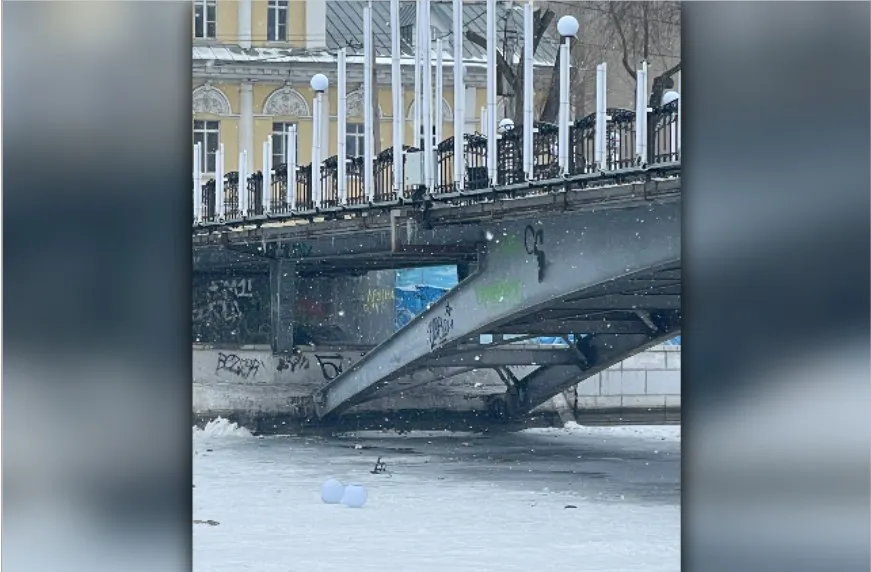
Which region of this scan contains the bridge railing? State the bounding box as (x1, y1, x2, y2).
(195, 103, 679, 225)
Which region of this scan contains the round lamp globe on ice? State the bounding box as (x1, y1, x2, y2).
(320, 478, 344, 504)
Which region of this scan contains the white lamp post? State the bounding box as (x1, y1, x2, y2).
(310, 73, 329, 209)
(557, 15, 578, 175)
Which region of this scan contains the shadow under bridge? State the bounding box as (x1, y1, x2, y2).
(313, 199, 681, 419)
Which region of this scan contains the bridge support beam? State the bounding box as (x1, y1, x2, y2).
(314, 202, 681, 418)
(270, 258, 296, 353)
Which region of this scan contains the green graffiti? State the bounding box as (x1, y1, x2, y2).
(496, 235, 525, 255)
(475, 280, 523, 305)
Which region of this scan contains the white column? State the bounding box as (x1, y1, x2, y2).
(238, 0, 252, 49)
(216, 143, 225, 220)
(422, 0, 434, 191)
(635, 60, 649, 165)
(485, 0, 497, 185)
(435, 38, 444, 148)
(452, 0, 464, 190)
(413, 0, 422, 147)
(287, 127, 297, 210)
(522, 0, 534, 180)
(558, 39, 570, 174)
(306, 0, 327, 49)
(464, 86, 477, 135)
(311, 93, 322, 207)
(338, 48, 348, 203)
(390, 0, 404, 195)
(677, 73, 682, 157)
(240, 81, 254, 174)
(363, 2, 374, 202)
(322, 91, 331, 162)
(193, 143, 202, 222)
(262, 139, 272, 214)
(239, 150, 249, 217)
(595, 63, 608, 171)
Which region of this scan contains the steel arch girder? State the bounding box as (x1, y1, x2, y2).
(314, 201, 681, 418)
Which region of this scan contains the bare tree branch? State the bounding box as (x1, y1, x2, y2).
(608, 2, 637, 81)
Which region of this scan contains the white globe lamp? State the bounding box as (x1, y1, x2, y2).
(498, 118, 515, 133)
(662, 90, 680, 105)
(320, 478, 344, 504)
(341, 483, 368, 508)
(310, 73, 329, 93)
(557, 15, 579, 38)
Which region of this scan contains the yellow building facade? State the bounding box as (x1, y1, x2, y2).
(192, 0, 552, 176)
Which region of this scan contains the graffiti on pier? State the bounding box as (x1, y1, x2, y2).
(426, 302, 455, 350)
(276, 354, 310, 373)
(315, 354, 344, 381)
(193, 273, 270, 345)
(215, 352, 265, 380)
(524, 225, 547, 282)
(363, 288, 395, 313)
(474, 280, 523, 306)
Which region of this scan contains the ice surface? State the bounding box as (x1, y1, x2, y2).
(194, 420, 680, 571)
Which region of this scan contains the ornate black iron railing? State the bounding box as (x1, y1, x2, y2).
(195, 104, 679, 225)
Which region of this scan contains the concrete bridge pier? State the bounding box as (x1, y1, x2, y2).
(269, 258, 296, 353)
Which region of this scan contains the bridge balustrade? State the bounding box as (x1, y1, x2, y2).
(195, 103, 678, 223)
(650, 99, 680, 164)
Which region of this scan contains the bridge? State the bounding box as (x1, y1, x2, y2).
(193, 101, 681, 423)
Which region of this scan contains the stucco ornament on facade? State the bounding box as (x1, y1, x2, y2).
(346, 90, 384, 118)
(193, 85, 232, 115)
(263, 86, 312, 117)
(406, 99, 453, 121)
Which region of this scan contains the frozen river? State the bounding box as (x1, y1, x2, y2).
(194, 420, 680, 572)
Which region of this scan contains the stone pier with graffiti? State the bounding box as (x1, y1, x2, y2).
(193, 171, 681, 431)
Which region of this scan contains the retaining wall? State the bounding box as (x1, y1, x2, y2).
(192, 343, 681, 431)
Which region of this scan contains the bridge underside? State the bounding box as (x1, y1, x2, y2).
(314, 200, 681, 419)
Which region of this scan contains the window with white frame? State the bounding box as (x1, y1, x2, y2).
(194, 0, 217, 40)
(193, 120, 220, 173)
(267, 0, 289, 41)
(346, 123, 365, 157)
(271, 122, 298, 166)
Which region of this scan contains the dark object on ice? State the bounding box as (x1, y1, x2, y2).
(193, 519, 220, 526)
(564, 505, 578, 509)
(371, 456, 388, 474)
